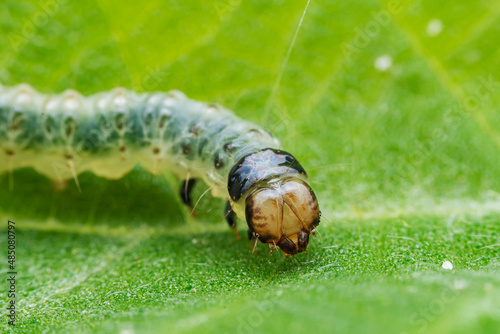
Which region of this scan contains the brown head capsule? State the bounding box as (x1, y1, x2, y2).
(228, 149, 321, 255)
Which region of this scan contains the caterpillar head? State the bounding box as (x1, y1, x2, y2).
(228, 149, 321, 255)
(245, 176, 320, 255)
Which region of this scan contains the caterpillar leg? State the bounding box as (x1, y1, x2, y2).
(247, 229, 258, 254)
(225, 201, 240, 239)
(180, 178, 197, 216)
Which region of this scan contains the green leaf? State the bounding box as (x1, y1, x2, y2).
(1, 0, 499, 333)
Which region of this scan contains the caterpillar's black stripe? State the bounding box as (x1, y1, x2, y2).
(228, 148, 307, 202)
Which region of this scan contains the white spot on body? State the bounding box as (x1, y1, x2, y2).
(95, 95, 107, 111)
(112, 94, 127, 108)
(62, 96, 81, 111)
(374, 55, 393, 72)
(426, 19, 443, 37)
(61, 90, 83, 113)
(15, 92, 33, 106)
(442, 260, 453, 270)
(162, 96, 178, 109)
(111, 89, 129, 114)
(13, 85, 35, 106)
(206, 104, 219, 115)
(43, 97, 59, 115)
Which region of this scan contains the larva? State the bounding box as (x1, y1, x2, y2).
(0, 83, 320, 255)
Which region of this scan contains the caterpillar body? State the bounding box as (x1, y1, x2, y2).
(0, 83, 320, 255)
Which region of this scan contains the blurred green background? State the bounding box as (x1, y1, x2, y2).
(1, 0, 499, 333)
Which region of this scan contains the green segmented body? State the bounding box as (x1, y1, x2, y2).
(0, 83, 280, 199)
(1, 83, 321, 255)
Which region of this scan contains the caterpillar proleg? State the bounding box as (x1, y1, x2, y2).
(0, 83, 320, 255)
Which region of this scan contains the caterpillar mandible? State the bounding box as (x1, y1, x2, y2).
(0, 83, 321, 255)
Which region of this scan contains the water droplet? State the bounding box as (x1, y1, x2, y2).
(374, 55, 392, 72)
(119, 329, 135, 334)
(426, 19, 443, 37)
(442, 260, 453, 270)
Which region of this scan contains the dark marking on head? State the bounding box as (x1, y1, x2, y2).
(5, 149, 14, 156)
(250, 221, 268, 228)
(65, 154, 73, 160)
(297, 229, 310, 252)
(152, 147, 160, 154)
(245, 196, 256, 231)
(312, 212, 321, 228)
(255, 234, 266, 243)
(277, 237, 298, 255)
(119, 145, 126, 152)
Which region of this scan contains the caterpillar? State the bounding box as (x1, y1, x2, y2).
(0, 83, 321, 255)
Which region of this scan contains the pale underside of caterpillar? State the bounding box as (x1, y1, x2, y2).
(0, 83, 320, 255)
